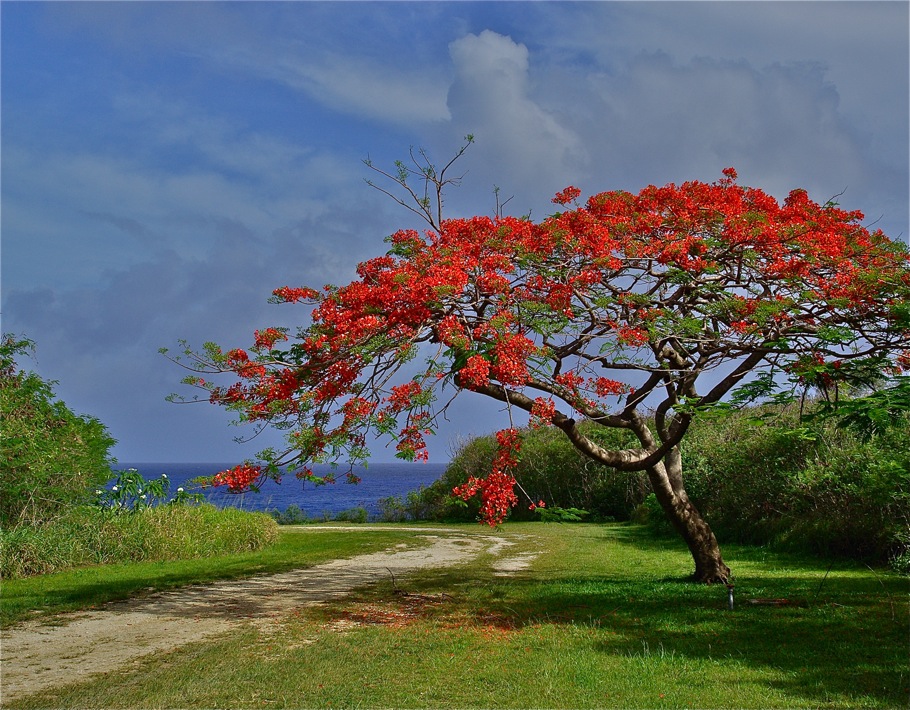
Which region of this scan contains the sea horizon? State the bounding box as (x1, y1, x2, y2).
(113, 461, 450, 520)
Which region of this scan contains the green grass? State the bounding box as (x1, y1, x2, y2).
(6, 523, 909, 709)
(0, 526, 425, 626)
(0, 504, 279, 578)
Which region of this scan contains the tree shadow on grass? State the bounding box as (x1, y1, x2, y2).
(388, 526, 908, 708)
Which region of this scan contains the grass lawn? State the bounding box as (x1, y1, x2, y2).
(5, 522, 908, 709)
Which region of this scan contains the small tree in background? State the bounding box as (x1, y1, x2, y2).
(173, 142, 910, 582)
(1, 335, 116, 527)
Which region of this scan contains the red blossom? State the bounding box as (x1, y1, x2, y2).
(594, 377, 627, 397)
(212, 464, 262, 493)
(459, 354, 491, 389)
(254, 328, 288, 350)
(272, 286, 320, 303)
(552, 186, 582, 205)
(530, 397, 556, 426)
(385, 381, 423, 413)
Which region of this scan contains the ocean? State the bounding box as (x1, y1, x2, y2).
(117, 462, 448, 520)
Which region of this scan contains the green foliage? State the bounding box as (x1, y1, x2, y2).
(678, 404, 910, 571)
(333, 506, 369, 523)
(0, 335, 117, 527)
(403, 425, 649, 523)
(94, 469, 204, 513)
(269, 504, 309, 525)
(535, 506, 593, 523)
(0, 504, 278, 579)
(376, 487, 445, 522)
(809, 376, 910, 441)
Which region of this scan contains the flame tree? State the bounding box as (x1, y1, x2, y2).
(172, 143, 910, 582)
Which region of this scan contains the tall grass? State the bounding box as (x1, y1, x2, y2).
(0, 504, 278, 579)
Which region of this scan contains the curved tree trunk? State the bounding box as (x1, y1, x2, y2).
(646, 447, 730, 583)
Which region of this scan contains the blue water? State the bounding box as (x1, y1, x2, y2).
(117, 462, 447, 520)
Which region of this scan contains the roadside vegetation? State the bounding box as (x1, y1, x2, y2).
(7, 523, 907, 709)
(378, 404, 910, 574)
(0, 527, 425, 626)
(0, 503, 278, 579)
(0, 335, 279, 580)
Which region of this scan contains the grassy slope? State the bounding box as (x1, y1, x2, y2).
(6, 523, 908, 709)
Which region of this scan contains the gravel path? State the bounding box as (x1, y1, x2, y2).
(1, 528, 520, 704)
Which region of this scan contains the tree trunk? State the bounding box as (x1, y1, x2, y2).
(646, 447, 731, 583)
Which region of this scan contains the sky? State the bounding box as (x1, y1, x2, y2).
(2, 1, 908, 464)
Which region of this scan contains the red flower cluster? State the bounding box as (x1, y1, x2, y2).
(212, 464, 262, 493)
(385, 381, 423, 413)
(453, 471, 518, 526)
(530, 397, 556, 426)
(552, 186, 582, 205)
(453, 428, 523, 525)
(254, 328, 288, 351)
(594, 378, 627, 397)
(272, 286, 320, 303)
(459, 354, 491, 390)
(396, 423, 431, 462)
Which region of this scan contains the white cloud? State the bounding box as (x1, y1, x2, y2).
(50, 2, 453, 127)
(447, 31, 585, 193)
(263, 53, 451, 125)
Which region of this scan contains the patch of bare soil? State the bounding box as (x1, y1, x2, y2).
(1, 528, 518, 704)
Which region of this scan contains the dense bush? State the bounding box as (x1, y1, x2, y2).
(407, 402, 908, 570)
(678, 406, 910, 569)
(1, 335, 116, 527)
(398, 424, 650, 523)
(0, 504, 279, 578)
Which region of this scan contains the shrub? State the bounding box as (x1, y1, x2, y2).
(679, 405, 910, 569)
(269, 504, 309, 525)
(377, 486, 455, 522)
(334, 507, 369, 523)
(0, 335, 116, 527)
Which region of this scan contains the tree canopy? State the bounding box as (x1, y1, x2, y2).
(174, 146, 910, 581)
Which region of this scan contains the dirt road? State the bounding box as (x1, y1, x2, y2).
(1, 527, 533, 704)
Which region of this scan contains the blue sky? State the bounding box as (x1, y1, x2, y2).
(2, 1, 908, 464)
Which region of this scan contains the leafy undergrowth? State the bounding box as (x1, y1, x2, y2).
(8, 523, 909, 709)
